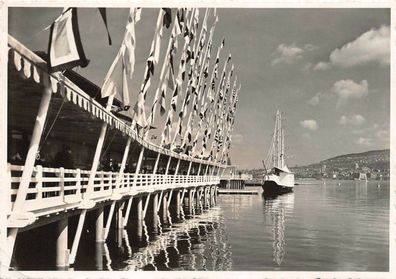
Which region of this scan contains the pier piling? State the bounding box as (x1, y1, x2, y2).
(136, 196, 143, 220)
(95, 207, 104, 242)
(56, 218, 69, 268)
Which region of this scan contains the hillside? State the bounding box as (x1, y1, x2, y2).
(290, 149, 390, 179)
(243, 149, 390, 180)
(308, 149, 389, 171)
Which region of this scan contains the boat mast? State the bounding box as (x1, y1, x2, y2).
(280, 111, 284, 168)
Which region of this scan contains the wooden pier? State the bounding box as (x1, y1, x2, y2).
(3, 34, 227, 270)
(218, 189, 259, 195)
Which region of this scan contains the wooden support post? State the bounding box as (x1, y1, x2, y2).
(123, 197, 133, 227)
(95, 242, 104, 270)
(210, 186, 215, 207)
(172, 159, 181, 186)
(167, 189, 173, 208)
(165, 156, 172, 175)
(197, 163, 202, 176)
(13, 74, 52, 212)
(69, 210, 87, 265)
(95, 207, 104, 242)
(85, 95, 114, 198)
(152, 193, 158, 218)
(204, 186, 209, 209)
(157, 191, 164, 213)
(162, 192, 168, 221)
(116, 201, 124, 230)
(136, 218, 143, 241)
(152, 193, 158, 233)
(204, 164, 209, 176)
(176, 190, 181, 218)
(220, 167, 225, 177)
(187, 161, 193, 176)
(116, 202, 123, 247)
(211, 166, 216, 176)
(103, 202, 115, 241)
(56, 218, 69, 269)
(137, 196, 143, 220)
(115, 138, 132, 192)
(188, 189, 193, 215)
(133, 146, 145, 188)
(150, 152, 161, 188)
(152, 153, 161, 176)
(196, 188, 200, 208)
(142, 193, 151, 219)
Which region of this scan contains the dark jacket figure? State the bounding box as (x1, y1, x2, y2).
(54, 145, 74, 169)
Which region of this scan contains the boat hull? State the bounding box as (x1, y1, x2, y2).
(262, 180, 293, 195)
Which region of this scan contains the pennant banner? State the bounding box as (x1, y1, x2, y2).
(101, 7, 141, 110)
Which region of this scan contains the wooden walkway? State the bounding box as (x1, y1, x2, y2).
(218, 189, 259, 195)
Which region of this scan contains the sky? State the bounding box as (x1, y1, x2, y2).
(8, 7, 390, 169)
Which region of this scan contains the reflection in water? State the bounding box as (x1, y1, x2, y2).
(103, 243, 113, 271)
(263, 193, 295, 267)
(112, 207, 232, 271)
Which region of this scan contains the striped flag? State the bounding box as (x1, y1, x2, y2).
(48, 8, 89, 73)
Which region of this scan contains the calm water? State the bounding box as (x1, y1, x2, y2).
(14, 180, 389, 271)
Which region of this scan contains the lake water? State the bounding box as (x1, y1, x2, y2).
(97, 180, 389, 271)
(13, 180, 389, 271)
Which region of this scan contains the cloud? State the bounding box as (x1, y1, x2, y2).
(339, 114, 366, 126)
(356, 137, 371, 145)
(313, 61, 330, 71)
(271, 43, 316, 66)
(300, 119, 318, 130)
(332, 79, 369, 105)
(314, 25, 390, 70)
(307, 92, 322, 106)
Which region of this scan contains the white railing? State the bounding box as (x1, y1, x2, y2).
(8, 164, 219, 215)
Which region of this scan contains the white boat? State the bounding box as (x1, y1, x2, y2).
(262, 110, 294, 194)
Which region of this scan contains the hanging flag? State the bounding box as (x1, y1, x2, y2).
(159, 85, 167, 116)
(134, 9, 166, 128)
(48, 8, 89, 72)
(98, 8, 112, 45)
(101, 8, 141, 110)
(161, 115, 172, 146)
(162, 8, 172, 28)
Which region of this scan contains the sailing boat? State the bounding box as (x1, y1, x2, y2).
(262, 110, 294, 194)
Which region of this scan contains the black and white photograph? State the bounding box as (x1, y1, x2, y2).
(0, 0, 393, 277)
